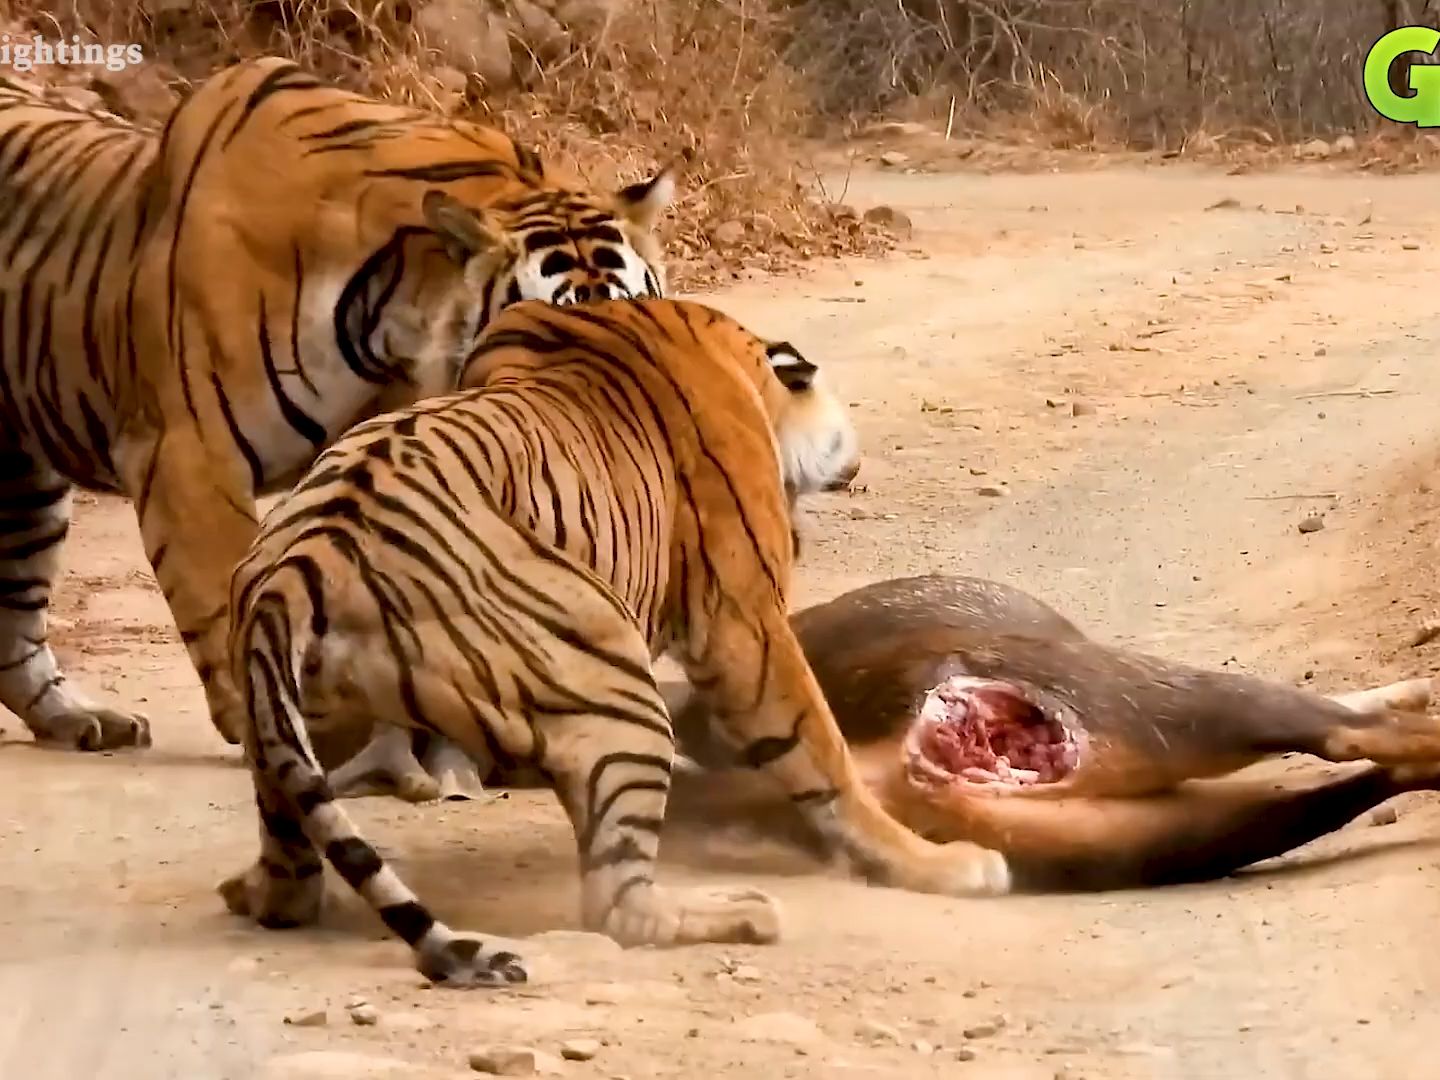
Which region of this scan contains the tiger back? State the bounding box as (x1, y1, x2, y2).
(0, 57, 673, 755)
(220, 298, 1009, 989)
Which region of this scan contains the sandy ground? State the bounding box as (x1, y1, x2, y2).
(5, 159, 1440, 1080)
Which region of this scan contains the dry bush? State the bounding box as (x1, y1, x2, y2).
(4, 0, 894, 289)
(775, 0, 1434, 150)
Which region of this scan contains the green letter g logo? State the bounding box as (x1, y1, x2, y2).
(1366, 26, 1440, 127)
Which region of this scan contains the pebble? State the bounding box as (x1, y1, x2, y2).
(560, 1039, 602, 1062)
(1297, 514, 1325, 534)
(1370, 806, 1399, 827)
(963, 1019, 1005, 1040)
(284, 1009, 329, 1028)
(975, 485, 1009, 498)
(879, 150, 910, 167)
(468, 1047, 542, 1076)
(955, 1047, 979, 1062)
(857, 1019, 903, 1044)
(348, 1004, 380, 1027)
(863, 205, 914, 236)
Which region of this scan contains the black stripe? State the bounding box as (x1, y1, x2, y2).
(361, 161, 514, 183)
(211, 372, 265, 489)
(258, 295, 327, 447)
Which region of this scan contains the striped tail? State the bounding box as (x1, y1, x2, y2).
(220, 586, 528, 987)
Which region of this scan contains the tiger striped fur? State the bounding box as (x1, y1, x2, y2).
(0, 57, 673, 753)
(219, 298, 1010, 985)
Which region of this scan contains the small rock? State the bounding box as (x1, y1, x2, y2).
(1370, 806, 1399, 827)
(1070, 400, 1096, 417)
(712, 220, 747, 246)
(968, 466, 988, 476)
(1297, 514, 1325, 534)
(1318, 242, 1337, 254)
(863, 205, 913, 237)
(561, 1039, 602, 1062)
(955, 1047, 978, 1062)
(1403, 242, 1421, 251)
(416, 0, 514, 90)
(1295, 138, 1331, 160)
(284, 1009, 329, 1028)
(963, 1019, 1005, 1040)
(468, 1047, 539, 1076)
(1334, 134, 1358, 154)
(975, 485, 1009, 498)
(857, 1019, 903, 1044)
(879, 150, 910, 167)
(913, 1039, 935, 1054)
(1409, 618, 1440, 648)
(511, 0, 571, 61)
(737, 1012, 826, 1047)
(729, 964, 763, 983)
(348, 1004, 379, 1027)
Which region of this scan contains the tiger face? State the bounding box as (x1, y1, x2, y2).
(760, 341, 862, 504)
(391, 170, 673, 398)
(424, 168, 673, 312)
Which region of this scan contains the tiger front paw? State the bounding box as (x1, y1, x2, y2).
(31, 707, 152, 751)
(595, 883, 783, 948)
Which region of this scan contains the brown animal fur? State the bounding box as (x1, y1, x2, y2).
(665, 575, 1440, 890)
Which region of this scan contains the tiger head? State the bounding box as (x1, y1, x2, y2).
(386, 168, 673, 400)
(757, 340, 862, 507)
(427, 167, 673, 311)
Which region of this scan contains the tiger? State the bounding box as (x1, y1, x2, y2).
(218, 297, 1011, 986)
(0, 56, 674, 754)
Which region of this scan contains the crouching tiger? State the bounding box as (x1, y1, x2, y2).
(0, 56, 673, 753)
(220, 298, 1011, 986)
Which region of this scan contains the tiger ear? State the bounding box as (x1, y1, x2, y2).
(422, 189, 506, 266)
(615, 162, 678, 231)
(766, 341, 817, 392)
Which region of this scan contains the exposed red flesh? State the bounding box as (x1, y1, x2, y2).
(907, 676, 1079, 787)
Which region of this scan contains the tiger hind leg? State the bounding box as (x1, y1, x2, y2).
(0, 447, 150, 750)
(219, 624, 527, 988)
(534, 646, 782, 947)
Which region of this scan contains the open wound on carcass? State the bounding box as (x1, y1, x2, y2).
(905, 676, 1080, 787)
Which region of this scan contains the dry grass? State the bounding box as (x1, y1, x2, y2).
(776, 0, 1422, 149)
(8, 0, 896, 290)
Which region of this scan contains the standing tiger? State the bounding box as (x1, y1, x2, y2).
(0, 56, 673, 753)
(221, 298, 1010, 986)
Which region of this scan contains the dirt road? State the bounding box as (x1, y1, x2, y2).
(4, 159, 1440, 1080)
